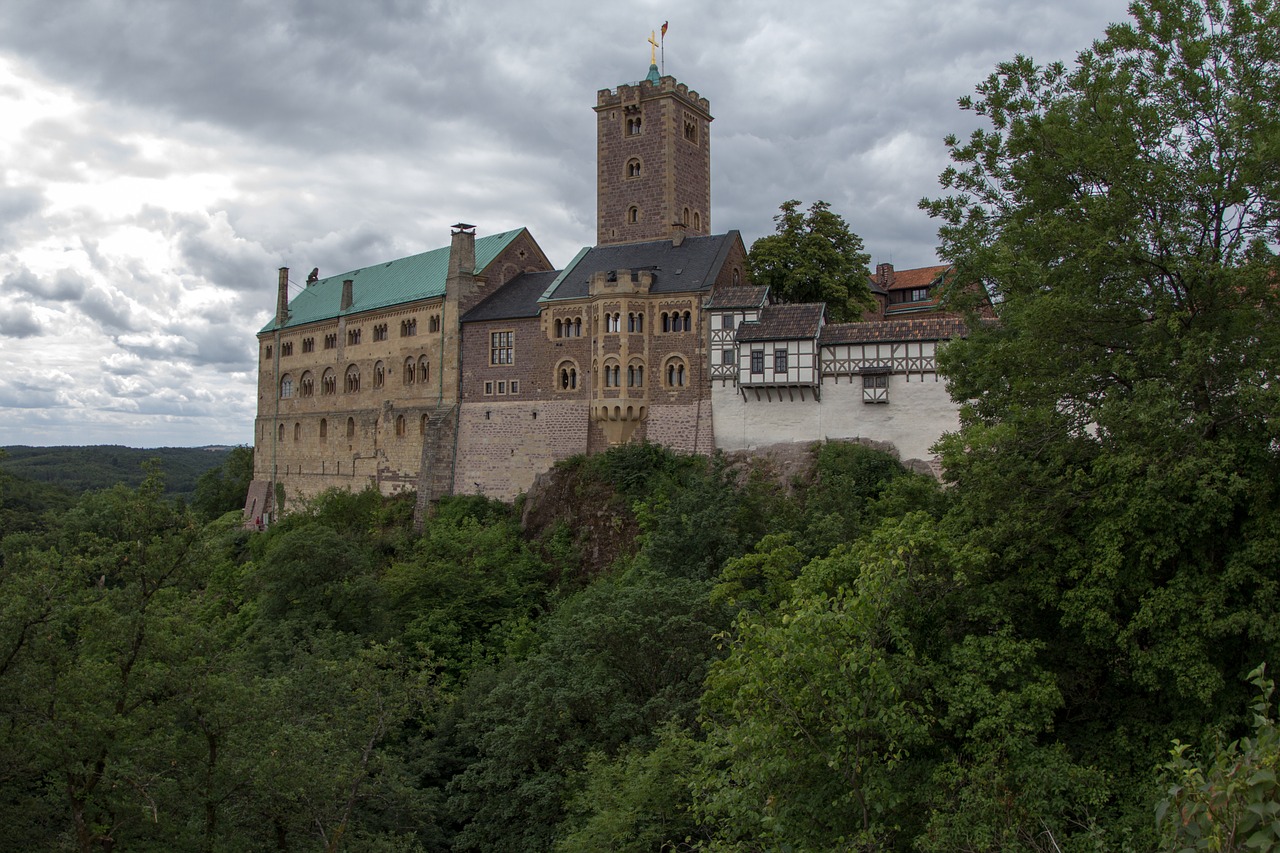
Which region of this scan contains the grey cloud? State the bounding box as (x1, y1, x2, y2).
(4, 267, 88, 302)
(81, 285, 142, 333)
(0, 303, 44, 338)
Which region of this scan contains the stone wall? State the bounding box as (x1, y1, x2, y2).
(711, 372, 957, 466)
(453, 399, 590, 500)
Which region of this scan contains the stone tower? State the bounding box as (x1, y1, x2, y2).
(595, 64, 713, 246)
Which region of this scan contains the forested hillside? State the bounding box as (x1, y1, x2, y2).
(2, 0, 1277, 848)
(0, 445, 233, 499)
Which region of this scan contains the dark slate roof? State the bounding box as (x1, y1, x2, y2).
(704, 284, 769, 310)
(819, 316, 968, 345)
(462, 271, 561, 322)
(736, 303, 825, 343)
(540, 232, 739, 301)
(259, 229, 527, 333)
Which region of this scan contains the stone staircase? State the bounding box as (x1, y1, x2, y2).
(413, 403, 460, 529)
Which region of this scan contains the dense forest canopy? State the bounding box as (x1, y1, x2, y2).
(2, 0, 1278, 849)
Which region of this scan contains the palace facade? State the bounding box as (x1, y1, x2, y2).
(245, 62, 969, 523)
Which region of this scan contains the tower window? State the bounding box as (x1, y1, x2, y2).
(628, 206, 639, 224)
(684, 118, 697, 142)
(627, 116, 642, 135)
(627, 158, 641, 178)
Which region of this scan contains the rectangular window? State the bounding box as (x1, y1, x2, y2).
(497, 381, 507, 395)
(490, 331, 513, 365)
(909, 287, 930, 302)
(721, 348, 735, 365)
(484, 381, 494, 395)
(862, 373, 890, 403)
(774, 349, 788, 373)
(510, 380, 520, 394)
(750, 350, 764, 374)
(721, 313, 736, 330)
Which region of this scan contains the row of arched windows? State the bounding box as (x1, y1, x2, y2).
(274, 413, 435, 443)
(661, 311, 693, 332)
(555, 317, 583, 338)
(278, 417, 357, 442)
(558, 357, 686, 391)
(281, 356, 431, 398)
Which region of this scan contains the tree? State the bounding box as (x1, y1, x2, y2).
(192, 445, 254, 520)
(746, 200, 874, 322)
(920, 0, 1280, 838)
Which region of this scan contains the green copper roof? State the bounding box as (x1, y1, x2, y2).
(645, 63, 661, 84)
(259, 228, 526, 333)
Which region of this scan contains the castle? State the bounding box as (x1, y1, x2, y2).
(244, 60, 967, 523)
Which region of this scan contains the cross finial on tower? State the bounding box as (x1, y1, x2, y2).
(648, 30, 659, 66)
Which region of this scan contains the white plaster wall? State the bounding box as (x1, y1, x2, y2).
(712, 373, 958, 463)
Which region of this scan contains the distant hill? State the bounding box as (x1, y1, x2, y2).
(0, 445, 235, 499)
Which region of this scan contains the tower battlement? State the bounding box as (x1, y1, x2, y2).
(596, 76, 711, 115)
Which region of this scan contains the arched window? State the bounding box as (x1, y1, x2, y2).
(603, 360, 621, 388)
(319, 418, 328, 440)
(555, 318, 563, 338)
(345, 364, 360, 393)
(373, 361, 385, 389)
(293, 422, 301, 441)
(683, 206, 690, 226)
(429, 314, 440, 333)
(395, 415, 406, 437)
(557, 361, 578, 391)
(280, 375, 294, 399)
(661, 312, 670, 333)
(322, 368, 337, 395)
(300, 371, 314, 397)
(628, 363, 645, 387)
(404, 357, 415, 385)
(693, 211, 701, 231)
(628, 312, 644, 333)
(418, 356, 429, 383)
(628, 206, 639, 224)
(573, 317, 582, 336)
(666, 358, 687, 388)
(277, 424, 285, 442)
(346, 417, 355, 439)
(627, 158, 641, 177)
(627, 116, 642, 135)
(420, 414, 429, 435)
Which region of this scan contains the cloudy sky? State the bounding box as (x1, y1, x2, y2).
(0, 0, 1131, 448)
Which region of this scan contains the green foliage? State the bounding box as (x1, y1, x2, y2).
(746, 199, 873, 322)
(557, 723, 706, 852)
(1158, 665, 1280, 852)
(445, 573, 727, 852)
(918, 0, 1280, 840)
(191, 445, 254, 520)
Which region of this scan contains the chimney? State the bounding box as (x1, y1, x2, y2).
(276, 267, 290, 326)
(671, 221, 686, 248)
(448, 223, 476, 281)
(876, 263, 895, 286)
(447, 223, 480, 312)
(341, 279, 353, 311)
